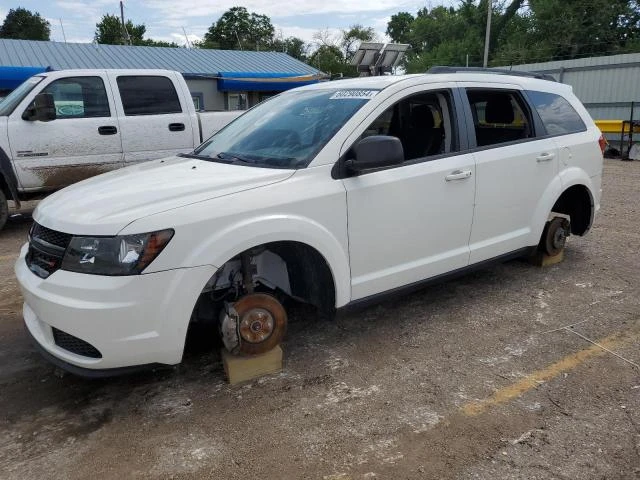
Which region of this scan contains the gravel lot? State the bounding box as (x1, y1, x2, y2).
(1, 159, 639, 479)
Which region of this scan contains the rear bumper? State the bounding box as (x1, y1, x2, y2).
(15, 243, 216, 373)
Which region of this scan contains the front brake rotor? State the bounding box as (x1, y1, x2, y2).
(223, 293, 287, 356)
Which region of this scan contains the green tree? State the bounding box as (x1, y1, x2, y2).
(308, 24, 376, 76)
(95, 14, 145, 45)
(271, 36, 309, 61)
(386, 12, 414, 45)
(0, 7, 50, 41)
(139, 39, 181, 48)
(308, 45, 347, 76)
(94, 14, 178, 47)
(203, 7, 275, 50)
(388, 0, 640, 70)
(340, 24, 376, 62)
(526, 0, 640, 60)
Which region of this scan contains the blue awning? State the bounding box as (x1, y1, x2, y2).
(217, 71, 323, 92)
(0, 66, 52, 89)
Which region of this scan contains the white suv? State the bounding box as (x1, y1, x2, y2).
(15, 70, 604, 376)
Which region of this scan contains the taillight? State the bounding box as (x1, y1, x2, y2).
(598, 133, 607, 154)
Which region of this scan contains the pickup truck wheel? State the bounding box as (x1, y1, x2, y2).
(541, 217, 570, 256)
(0, 190, 8, 232)
(221, 293, 287, 356)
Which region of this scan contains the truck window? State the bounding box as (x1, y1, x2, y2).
(41, 77, 110, 118)
(526, 91, 587, 136)
(117, 76, 182, 116)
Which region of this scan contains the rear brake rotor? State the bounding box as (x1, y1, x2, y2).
(227, 293, 287, 356)
(543, 217, 570, 256)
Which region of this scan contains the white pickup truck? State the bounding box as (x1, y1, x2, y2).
(0, 69, 242, 230)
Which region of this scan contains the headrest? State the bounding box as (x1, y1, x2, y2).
(485, 96, 515, 124)
(410, 104, 434, 129)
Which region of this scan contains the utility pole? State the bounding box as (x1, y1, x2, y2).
(120, 1, 130, 45)
(59, 19, 67, 43)
(483, 0, 492, 67)
(182, 27, 191, 48)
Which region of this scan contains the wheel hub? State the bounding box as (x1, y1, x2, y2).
(552, 227, 567, 249)
(240, 308, 275, 344)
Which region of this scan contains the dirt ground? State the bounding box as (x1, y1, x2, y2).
(0, 159, 639, 480)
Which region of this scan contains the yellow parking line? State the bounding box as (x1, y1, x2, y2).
(0, 255, 16, 262)
(461, 328, 639, 417)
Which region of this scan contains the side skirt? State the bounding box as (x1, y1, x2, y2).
(337, 246, 537, 315)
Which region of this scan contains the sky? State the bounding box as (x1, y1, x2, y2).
(0, 0, 456, 47)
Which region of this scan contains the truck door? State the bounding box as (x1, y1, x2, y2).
(111, 73, 196, 164)
(8, 74, 123, 190)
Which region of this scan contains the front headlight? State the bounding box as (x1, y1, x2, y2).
(61, 229, 174, 276)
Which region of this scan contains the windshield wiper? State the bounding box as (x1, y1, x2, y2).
(217, 152, 258, 165)
(178, 153, 213, 161)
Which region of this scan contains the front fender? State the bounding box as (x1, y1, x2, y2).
(150, 214, 352, 308)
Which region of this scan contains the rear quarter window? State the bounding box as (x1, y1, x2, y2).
(527, 91, 587, 136)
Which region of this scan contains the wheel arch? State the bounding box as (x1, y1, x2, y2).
(0, 146, 20, 208)
(164, 214, 352, 309)
(530, 171, 596, 244)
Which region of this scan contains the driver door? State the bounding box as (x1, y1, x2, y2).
(8, 74, 123, 190)
(341, 86, 476, 300)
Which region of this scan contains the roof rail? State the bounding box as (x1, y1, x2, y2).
(427, 66, 557, 82)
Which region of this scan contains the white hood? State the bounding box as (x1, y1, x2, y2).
(34, 156, 294, 235)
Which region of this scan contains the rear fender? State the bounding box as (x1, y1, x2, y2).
(530, 169, 595, 243)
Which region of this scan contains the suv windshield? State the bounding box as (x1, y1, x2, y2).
(0, 76, 44, 117)
(192, 88, 378, 169)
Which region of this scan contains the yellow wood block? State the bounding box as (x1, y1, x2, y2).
(221, 346, 283, 385)
(529, 249, 564, 267)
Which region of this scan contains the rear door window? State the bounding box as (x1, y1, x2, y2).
(117, 76, 182, 116)
(466, 89, 534, 147)
(526, 91, 587, 136)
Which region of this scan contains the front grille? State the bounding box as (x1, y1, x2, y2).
(52, 327, 102, 359)
(31, 223, 72, 249)
(26, 223, 72, 279)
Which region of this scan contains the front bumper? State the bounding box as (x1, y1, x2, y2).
(15, 243, 216, 373)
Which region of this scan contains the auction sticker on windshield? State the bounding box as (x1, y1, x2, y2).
(330, 90, 378, 100)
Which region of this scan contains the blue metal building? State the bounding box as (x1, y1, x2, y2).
(0, 39, 325, 111)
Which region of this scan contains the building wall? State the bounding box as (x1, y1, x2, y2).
(184, 78, 226, 111)
(504, 53, 640, 122)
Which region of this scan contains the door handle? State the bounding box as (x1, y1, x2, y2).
(169, 123, 185, 132)
(445, 170, 472, 181)
(98, 126, 118, 135)
(536, 152, 555, 162)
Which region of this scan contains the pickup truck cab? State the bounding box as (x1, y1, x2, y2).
(0, 69, 241, 230)
(15, 70, 604, 376)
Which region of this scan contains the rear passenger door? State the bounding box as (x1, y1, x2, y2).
(460, 84, 559, 264)
(111, 73, 196, 164)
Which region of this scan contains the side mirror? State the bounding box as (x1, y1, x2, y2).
(22, 93, 56, 122)
(345, 135, 404, 173)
